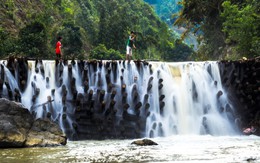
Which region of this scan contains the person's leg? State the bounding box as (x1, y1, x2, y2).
(56, 53, 62, 63)
(128, 48, 132, 62)
(126, 46, 131, 61)
(56, 53, 60, 60)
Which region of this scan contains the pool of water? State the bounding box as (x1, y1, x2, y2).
(0, 135, 259, 162)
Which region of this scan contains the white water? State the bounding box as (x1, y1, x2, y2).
(0, 135, 259, 162)
(146, 62, 238, 137)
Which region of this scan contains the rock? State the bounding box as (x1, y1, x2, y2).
(25, 119, 67, 147)
(0, 98, 33, 147)
(131, 138, 158, 146)
(0, 98, 67, 148)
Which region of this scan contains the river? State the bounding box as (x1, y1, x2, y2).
(0, 135, 259, 162)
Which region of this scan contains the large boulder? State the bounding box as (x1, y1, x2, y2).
(0, 98, 67, 148)
(0, 98, 33, 147)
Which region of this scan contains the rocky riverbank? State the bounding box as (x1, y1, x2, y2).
(219, 57, 260, 135)
(0, 98, 67, 148)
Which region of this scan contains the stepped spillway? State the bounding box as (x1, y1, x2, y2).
(0, 59, 239, 140)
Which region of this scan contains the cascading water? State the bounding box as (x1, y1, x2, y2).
(146, 62, 238, 137)
(0, 59, 239, 140)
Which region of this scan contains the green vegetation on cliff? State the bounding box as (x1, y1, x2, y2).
(174, 0, 260, 60)
(0, 0, 193, 61)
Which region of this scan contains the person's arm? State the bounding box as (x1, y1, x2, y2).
(132, 36, 136, 49)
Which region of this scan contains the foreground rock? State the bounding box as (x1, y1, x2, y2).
(131, 139, 158, 146)
(0, 98, 67, 148)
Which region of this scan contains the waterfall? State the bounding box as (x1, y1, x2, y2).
(0, 60, 239, 139)
(146, 62, 238, 137)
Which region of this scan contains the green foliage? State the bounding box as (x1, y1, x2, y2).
(88, 0, 191, 60)
(175, 0, 260, 59)
(0, 28, 17, 57)
(18, 21, 48, 58)
(175, 0, 226, 60)
(162, 39, 193, 61)
(57, 22, 83, 59)
(90, 44, 123, 60)
(0, 0, 194, 61)
(221, 0, 260, 57)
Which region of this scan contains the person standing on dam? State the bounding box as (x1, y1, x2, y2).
(55, 36, 63, 60)
(126, 31, 136, 62)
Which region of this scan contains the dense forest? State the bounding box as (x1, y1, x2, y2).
(174, 0, 260, 60)
(1, 0, 259, 61)
(0, 0, 192, 61)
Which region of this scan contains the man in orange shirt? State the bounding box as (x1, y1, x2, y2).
(56, 36, 62, 59)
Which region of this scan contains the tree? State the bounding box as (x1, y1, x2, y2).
(58, 22, 83, 59)
(18, 21, 48, 58)
(174, 0, 226, 59)
(89, 44, 123, 60)
(0, 0, 193, 61)
(221, 0, 260, 57)
(175, 0, 260, 59)
(0, 28, 17, 57)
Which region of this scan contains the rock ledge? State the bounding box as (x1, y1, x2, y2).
(0, 98, 67, 148)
